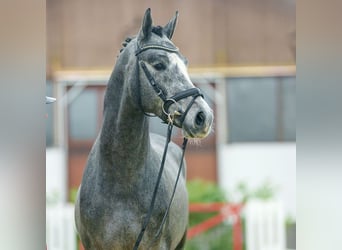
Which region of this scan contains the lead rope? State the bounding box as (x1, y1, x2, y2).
(133, 123, 174, 250)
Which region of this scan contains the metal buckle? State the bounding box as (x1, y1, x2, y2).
(162, 99, 179, 124)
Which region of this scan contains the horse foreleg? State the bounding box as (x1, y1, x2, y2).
(175, 229, 187, 250)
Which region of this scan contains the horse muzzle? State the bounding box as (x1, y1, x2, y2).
(180, 101, 213, 139)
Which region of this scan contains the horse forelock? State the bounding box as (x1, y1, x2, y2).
(119, 25, 171, 54)
(151, 26, 163, 37)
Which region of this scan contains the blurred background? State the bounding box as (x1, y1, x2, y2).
(46, 0, 295, 249)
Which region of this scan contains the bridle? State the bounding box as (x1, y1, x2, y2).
(135, 44, 203, 126)
(133, 43, 203, 249)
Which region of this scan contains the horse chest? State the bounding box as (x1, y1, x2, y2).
(80, 192, 186, 249)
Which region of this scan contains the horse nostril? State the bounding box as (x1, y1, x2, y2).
(195, 111, 205, 127)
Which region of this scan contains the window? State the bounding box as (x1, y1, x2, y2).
(227, 76, 295, 142)
(69, 89, 98, 140)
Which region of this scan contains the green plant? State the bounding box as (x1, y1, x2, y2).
(69, 187, 78, 204)
(234, 180, 277, 203)
(186, 179, 227, 227)
(185, 179, 231, 250)
(185, 179, 279, 250)
(187, 179, 227, 203)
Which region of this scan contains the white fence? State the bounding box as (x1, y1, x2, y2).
(46, 201, 287, 250)
(46, 204, 78, 250)
(245, 200, 286, 250)
(218, 143, 296, 219)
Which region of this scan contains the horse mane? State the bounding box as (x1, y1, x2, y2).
(119, 26, 164, 54)
(119, 37, 133, 53)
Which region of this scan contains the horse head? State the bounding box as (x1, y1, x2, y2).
(121, 8, 213, 139)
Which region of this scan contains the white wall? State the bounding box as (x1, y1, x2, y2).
(46, 147, 67, 204)
(218, 143, 296, 218)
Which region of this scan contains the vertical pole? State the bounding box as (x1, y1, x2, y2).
(232, 207, 243, 250)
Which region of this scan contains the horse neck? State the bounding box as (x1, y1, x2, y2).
(98, 60, 150, 175)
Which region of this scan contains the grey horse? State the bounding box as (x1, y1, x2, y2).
(75, 8, 213, 250)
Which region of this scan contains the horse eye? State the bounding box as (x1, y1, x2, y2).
(153, 63, 166, 71)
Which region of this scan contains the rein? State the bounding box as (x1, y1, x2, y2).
(133, 44, 203, 249)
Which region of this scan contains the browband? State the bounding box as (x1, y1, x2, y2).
(135, 44, 179, 56)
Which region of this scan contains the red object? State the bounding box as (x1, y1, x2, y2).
(187, 212, 228, 238)
(187, 203, 243, 250)
(79, 242, 85, 250)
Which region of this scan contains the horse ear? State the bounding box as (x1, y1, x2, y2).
(138, 8, 153, 43)
(163, 11, 178, 40)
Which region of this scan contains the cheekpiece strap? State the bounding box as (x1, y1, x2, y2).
(139, 61, 167, 101)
